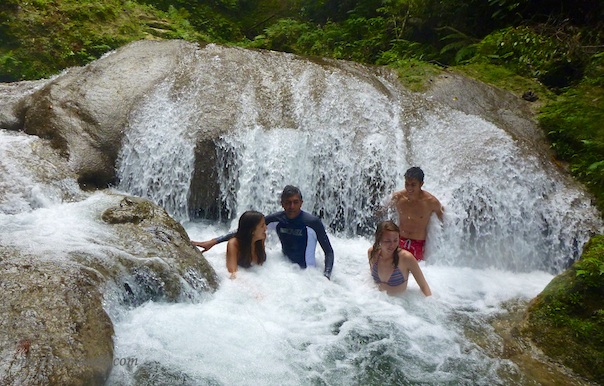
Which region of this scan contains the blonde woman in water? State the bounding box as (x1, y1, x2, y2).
(368, 221, 431, 296)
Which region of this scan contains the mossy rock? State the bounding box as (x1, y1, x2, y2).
(523, 235, 604, 384)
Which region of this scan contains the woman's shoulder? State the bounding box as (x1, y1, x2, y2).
(396, 248, 415, 264)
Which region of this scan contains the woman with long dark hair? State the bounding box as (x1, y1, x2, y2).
(226, 210, 267, 279)
(368, 221, 431, 296)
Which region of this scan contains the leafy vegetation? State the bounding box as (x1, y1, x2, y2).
(524, 235, 604, 384)
(539, 86, 604, 211)
(0, 0, 205, 81)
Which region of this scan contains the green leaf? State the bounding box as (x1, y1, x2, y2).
(588, 161, 604, 171)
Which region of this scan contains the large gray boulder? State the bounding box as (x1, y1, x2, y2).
(424, 72, 553, 160)
(2, 40, 557, 220)
(19, 40, 195, 189)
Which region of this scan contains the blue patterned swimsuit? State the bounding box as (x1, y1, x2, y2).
(371, 256, 406, 287)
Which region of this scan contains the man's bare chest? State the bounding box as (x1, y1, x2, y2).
(397, 201, 431, 221)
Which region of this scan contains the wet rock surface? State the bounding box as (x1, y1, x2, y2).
(424, 72, 552, 158)
(519, 235, 604, 384)
(99, 195, 219, 305)
(0, 256, 113, 386)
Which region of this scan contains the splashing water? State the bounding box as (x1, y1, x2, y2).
(107, 230, 557, 386)
(0, 130, 83, 214)
(116, 55, 201, 223)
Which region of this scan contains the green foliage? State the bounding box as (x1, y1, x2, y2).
(583, 52, 604, 87)
(140, 0, 292, 42)
(376, 39, 436, 64)
(438, 27, 479, 64)
(538, 85, 604, 212)
(575, 235, 604, 288)
(246, 16, 393, 64)
(474, 26, 588, 88)
(387, 59, 442, 92)
(247, 19, 312, 53)
(526, 235, 604, 383)
(0, 0, 205, 81)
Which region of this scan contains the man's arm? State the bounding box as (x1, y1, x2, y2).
(374, 192, 399, 219)
(309, 218, 334, 279)
(432, 197, 444, 222)
(192, 232, 235, 252)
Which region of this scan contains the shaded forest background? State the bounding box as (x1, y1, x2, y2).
(1, 0, 603, 212)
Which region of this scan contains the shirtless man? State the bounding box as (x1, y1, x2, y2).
(388, 167, 443, 261)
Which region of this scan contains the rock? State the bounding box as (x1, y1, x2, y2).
(0, 130, 85, 214)
(0, 80, 48, 131)
(129, 361, 223, 386)
(0, 194, 219, 385)
(522, 90, 539, 102)
(0, 256, 113, 386)
(99, 195, 219, 305)
(520, 235, 604, 384)
(6, 40, 582, 224)
(21, 40, 194, 189)
(131, 361, 198, 386)
(424, 71, 550, 157)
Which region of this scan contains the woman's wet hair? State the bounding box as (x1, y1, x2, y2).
(404, 167, 424, 183)
(281, 185, 302, 201)
(235, 210, 266, 266)
(370, 220, 400, 267)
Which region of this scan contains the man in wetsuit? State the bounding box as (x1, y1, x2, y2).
(193, 185, 334, 279)
(387, 167, 443, 261)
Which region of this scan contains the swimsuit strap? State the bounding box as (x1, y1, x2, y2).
(371, 259, 381, 283)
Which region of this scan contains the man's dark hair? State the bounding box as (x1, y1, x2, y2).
(281, 185, 302, 201)
(404, 167, 424, 183)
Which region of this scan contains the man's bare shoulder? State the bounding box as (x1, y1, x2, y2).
(421, 190, 442, 208)
(392, 190, 408, 202)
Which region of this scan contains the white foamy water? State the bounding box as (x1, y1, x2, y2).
(0, 130, 83, 214)
(107, 224, 554, 385)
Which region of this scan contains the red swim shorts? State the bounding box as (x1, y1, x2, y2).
(399, 238, 426, 261)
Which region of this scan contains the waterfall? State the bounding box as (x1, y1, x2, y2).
(116, 53, 200, 223)
(114, 44, 601, 273)
(3, 42, 603, 385)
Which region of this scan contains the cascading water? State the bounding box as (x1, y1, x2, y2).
(114, 44, 600, 273)
(97, 44, 604, 384)
(116, 54, 204, 223)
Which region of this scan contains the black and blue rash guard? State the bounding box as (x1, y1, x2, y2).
(215, 210, 334, 278)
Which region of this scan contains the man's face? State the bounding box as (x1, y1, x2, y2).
(404, 177, 423, 197)
(282, 194, 303, 219)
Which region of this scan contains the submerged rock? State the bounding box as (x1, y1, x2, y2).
(130, 361, 214, 386)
